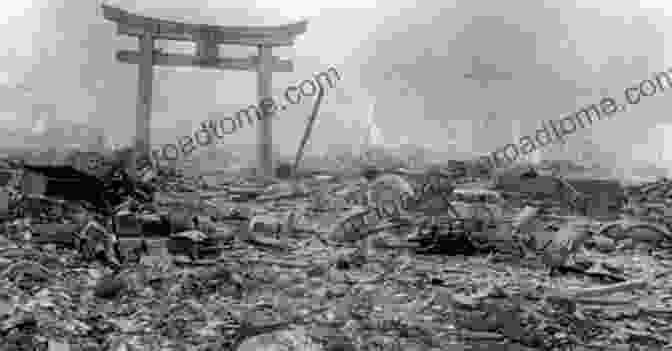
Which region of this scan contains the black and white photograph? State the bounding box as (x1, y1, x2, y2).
(0, 1, 670, 350)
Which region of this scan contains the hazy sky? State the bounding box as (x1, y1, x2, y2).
(2, 0, 672, 170)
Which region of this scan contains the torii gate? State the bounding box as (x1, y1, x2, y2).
(101, 5, 307, 177)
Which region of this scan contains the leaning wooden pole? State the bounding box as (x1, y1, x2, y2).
(294, 87, 325, 175)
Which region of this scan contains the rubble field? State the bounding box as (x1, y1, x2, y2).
(1, 156, 672, 351)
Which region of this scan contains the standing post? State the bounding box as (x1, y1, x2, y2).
(257, 45, 274, 178)
(133, 31, 154, 178)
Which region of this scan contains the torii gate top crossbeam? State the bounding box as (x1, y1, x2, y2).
(101, 5, 308, 46)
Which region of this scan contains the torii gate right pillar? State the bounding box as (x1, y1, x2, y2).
(257, 45, 274, 177)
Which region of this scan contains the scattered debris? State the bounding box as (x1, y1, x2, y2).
(1, 150, 672, 350)
(94, 274, 127, 299)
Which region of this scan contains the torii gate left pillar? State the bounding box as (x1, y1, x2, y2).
(101, 5, 307, 177)
(136, 31, 153, 165)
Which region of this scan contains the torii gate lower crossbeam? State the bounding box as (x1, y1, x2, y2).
(101, 5, 307, 178)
